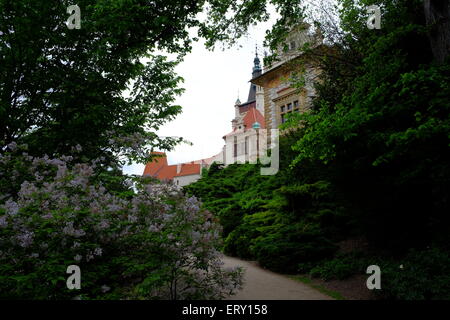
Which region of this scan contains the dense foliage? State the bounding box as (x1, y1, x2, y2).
(0, 0, 310, 165)
(0, 0, 311, 300)
(185, 133, 347, 273)
(186, 0, 450, 300)
(1, 0, 449, 300)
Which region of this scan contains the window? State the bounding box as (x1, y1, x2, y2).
(281, 114, 286, 124)
(294, 100, 299, 108)
(233, 136, 237, 158)
(280, 105, 285, 113)
(287, 103, 292, 111)
(245, 136, 249, 155)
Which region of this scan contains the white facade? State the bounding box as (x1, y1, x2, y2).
(173, 174, 202, 187)
(224, 128, 267, 165)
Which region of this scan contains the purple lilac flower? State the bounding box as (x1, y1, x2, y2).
(63, 222, 86, 237)
(107, 204, 122, 212)
(0, 216, 8, 227)
(4, 199, 19, 215)
(97, 219, 110, 230)
(17, 230, 34, 248)
(7, 141, 17, 151)
(42, 212, 53, 220)
(56, 165, 67, 179)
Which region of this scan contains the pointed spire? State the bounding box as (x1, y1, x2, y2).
(247, 44, 262, 102)
(253, 44, 262, 75)
(235, 89, 241, 105)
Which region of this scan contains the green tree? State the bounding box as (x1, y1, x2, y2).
(285, 0, 450, 250)
(0, 0, 310, 167)
(0, 1, 206, 164)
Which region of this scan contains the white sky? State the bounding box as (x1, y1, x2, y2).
(123, 16, 277, 175)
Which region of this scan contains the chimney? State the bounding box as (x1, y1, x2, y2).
(176, 163, 182, 174)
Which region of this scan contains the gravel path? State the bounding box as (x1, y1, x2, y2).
(222, 255, 333, 300)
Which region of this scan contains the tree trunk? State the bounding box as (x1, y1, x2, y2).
(424, 0, 450, 63)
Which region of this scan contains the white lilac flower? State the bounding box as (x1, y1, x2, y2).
(101, 285, 111, 293)
(94, 247, 102, 256)
(74, 254, 82, 262)
(128, 215, 138, 223)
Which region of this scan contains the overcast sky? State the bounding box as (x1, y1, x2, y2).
(123, 16, 277, 175)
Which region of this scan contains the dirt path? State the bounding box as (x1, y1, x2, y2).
(222, 255, 332, 300)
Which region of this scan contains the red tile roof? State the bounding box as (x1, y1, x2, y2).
(223, 106, 265, 139)
(176, 163, 201, 177)
(143, 153, 201, 180)
(243, 106, 265, 130)
(238, 101, 256, 114)
(142, 152, 168, 176)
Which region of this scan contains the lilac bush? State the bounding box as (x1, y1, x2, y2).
(0, 145, 243, 299)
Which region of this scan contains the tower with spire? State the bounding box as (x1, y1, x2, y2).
(247, 45, 263, 103)
(222, 49, 267, 165)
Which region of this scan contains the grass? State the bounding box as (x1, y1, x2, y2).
(289, 275, 346, 300)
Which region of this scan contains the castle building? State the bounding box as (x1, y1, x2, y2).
(143, 53, 268, 186)
(220, 51, 267, 165)
(250, 23, 324, 135)
(143, 25, 325, 185)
